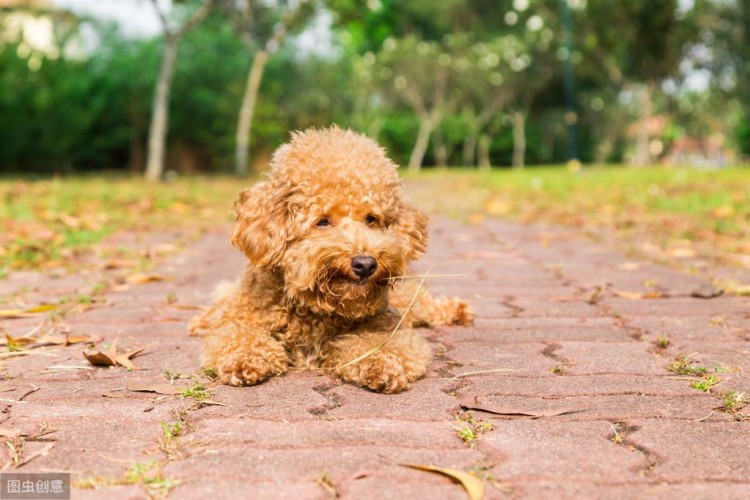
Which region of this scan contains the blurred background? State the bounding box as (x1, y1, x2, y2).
(1, 0, 748, 177)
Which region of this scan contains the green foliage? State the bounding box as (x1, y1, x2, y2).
(0, 1, 746, 172)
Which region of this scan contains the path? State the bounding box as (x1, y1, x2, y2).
(1, 214, 749, 499)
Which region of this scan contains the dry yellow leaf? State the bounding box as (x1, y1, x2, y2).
(666, 248, 696, 258)
(399, 463, 484, 500)
(484, 199, 511, 216)
(614, 290, 663, 300)
(712, 205, 735, 218)
(0, 304, 58, 318)
(126, 273, 172, 285)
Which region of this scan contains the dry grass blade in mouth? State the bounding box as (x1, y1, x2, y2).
(339, 269, 431, 369)
(386, 273, 464, 285)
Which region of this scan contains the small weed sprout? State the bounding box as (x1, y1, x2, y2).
(722, 391, 747, 412)
(551, 365, 566, 375)
(654, 336, 670, 349)
(163, 369, 181, 383)
(668, 354, 707, 376)
(161, 422, 183, 441)
(452, 412, 493, 445)
(691, 374, 720, 392)
(179, 382, 211, 401)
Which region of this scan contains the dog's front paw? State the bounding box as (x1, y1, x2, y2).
(435, 297, 474, 326)
(340, 353, 411, 394)
(215, 349, 288, 387)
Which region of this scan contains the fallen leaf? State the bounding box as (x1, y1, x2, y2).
(83, 339, 144, 369)
(459, 397, 587, 419)
(691, 284, 724, 299)
(152, 243, 177, 254)
(484, 199, 511, 216)
(618, 262, 640, 271)
(0, 304, 58, 318)
(126, 273, 172, 285)
(4, 333, 36, 351)
(712, 205, 735, 218)
(36, 333, 102, 347)
(115, 355, 138, 370)
(666, 248, 696, 258)
(126, 382, 181, 395)
(614, 290, 663, 300)
(101, 259, 137, 270)
(399, 463, 484, 500)
(551, 296, 578, 303)
(169, 304, 206, 311)
(725, 284, 750, 296)
(82, 351, 115, 367)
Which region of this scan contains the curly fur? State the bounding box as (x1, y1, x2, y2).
(190, 126, 473, 393)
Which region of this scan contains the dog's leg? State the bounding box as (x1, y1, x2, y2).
(201, 323, 289, 386)
(390, 280, 474, 327)
(324, 330, 431, 393)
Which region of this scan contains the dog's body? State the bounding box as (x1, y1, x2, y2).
(190, 127, 472, 393)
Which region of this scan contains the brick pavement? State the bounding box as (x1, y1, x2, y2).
(1, 214, 749, 499)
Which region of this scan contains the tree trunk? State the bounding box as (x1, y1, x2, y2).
(478, 134, 492, 170)
(462, 130, 478, 167)
(433, 127, 448, 167)
(129, 129, 145, 174)
(235, 50, 270, 176)
(512, 111, 526, 169)
(144, 35, 178, 183)
(408, 118, 435, 173)
(633, 83, 654, 166)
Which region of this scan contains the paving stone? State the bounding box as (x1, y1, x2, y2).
(603, 297, 750, 317)
(630, 420, 750, 481)
(626, 315, 744, 342)
(556, 341, 666, 375)
(446, 342, 553, 375)
(516, 481, 750, 499)
(456, 374, 705, 397)
(482, 420, 645, 479)
(457, 393, 719, 422)
(454, 317, 633, 343)
(2, 210, 749, 498)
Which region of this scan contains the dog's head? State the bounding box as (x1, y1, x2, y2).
(231, 126, 428, 319)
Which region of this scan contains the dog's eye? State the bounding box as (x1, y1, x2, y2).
(364, 214, 379, 225)
(316, 218, 331, 227)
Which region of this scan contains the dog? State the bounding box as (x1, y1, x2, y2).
(190, 126, 472, 393)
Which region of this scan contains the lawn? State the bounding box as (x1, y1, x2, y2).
(0, 175, 242, 275)
(1, 166, 748, 284)
(408, 166, 750, 281)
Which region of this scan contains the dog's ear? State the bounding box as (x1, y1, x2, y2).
(394, 199, 428, 260)
(231, 181, 289, 270)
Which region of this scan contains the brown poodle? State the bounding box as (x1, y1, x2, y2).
(190, 127, 472, 393)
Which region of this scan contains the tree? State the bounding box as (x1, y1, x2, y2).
(373, 35, 458, 171)
(229, 0, 315, 176)
(144, 0, 214, 183)
(582, 0, 705, 166)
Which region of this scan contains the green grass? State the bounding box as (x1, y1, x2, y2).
(691, 374, 721, 392)
(0, 174, 243, 273)
(408, 165, 750, 273)
(178, 381, 212, 402)
(3, 166, 748, 277)
(722, 391, 748, 412)
(668, 354, 708, 376)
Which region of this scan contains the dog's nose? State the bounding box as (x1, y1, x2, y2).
(351, 255, 377, 279)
